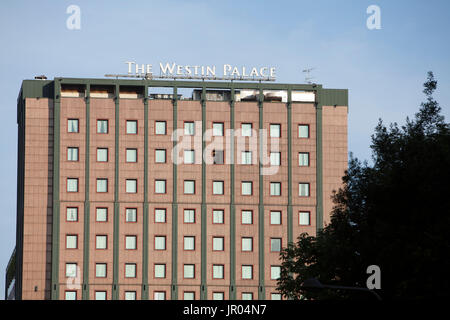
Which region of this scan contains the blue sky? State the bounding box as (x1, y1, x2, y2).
(0, 0, 449, 297)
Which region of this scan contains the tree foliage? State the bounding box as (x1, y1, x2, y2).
(277, 72, 450, 300)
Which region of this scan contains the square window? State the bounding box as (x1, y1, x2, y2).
(270, 182, 281, 196)
(155, 149, 166, 163)
(126, 179, 137, 193)
(126, 120, 137, 134)
(184, 209, 195, 223)
(242, 265, 253, 280)
(97, 120, 108, 134)
(184, 292, 195, 300)
(299, 183, 310, 197)
(155, 121, 166, 135)
(270, 211, 282, 225)
(154, 264, 166, 278)
(212, 292, 224, 300)
(298, 125, 309, 138)
(126, 208, 137, 222)
(67, 178, 78, 192)
(155, 180, 166, 194)
(271, 266, 281, 280)
(67, 147, 78, 161)
(271, 238, 282, 252)
(184, 180, 195, 194)
(213, 181, 224, 195)
(299, 211, 310, 225)
(125, 264, 136, 278)
(242, 210, 253, 224)
(241, 151, 252, 165)
(242, 237, 253, 252)
(96, 235, 107, 249)
(65, 263, 77, 278)
(271, 293, 282, 300)
(126, 149, 137, 163)
(67, 207, 78, 222)
(212, 149, 224, 164)
(95, 291, 107, 300)
(213, 237, 224, 251)
(299, 152, 309, 167)
(95, 263, 107, 278)
(154, 291, 165, 300)
(184, 150, 195, 164)
(270, 152, 280, 166)
(95, 208, 107, 222)
(213, 265, 224, 279)
(270, 124, 281, 138)
(66, 235, 77, 249)
(65, 291, 76, 300)
(155, 236, 166, 250)
(241, 181, 252, 195)
(184, 236, 195, 251)
(213, 210, 224, 224)
(184, 264, 195, 279)
(213, 122, 224, 136)
(155, 209, 166, 223)
(96, 178, 108, 193)
(241, 123, 252, 137)
(125, 291, 136, 300)
(125, 236, 137, 250)
(242, 293, 253, 300)
(184, 122, 195, 135)
(97, 148, 108, 162)
(68, 119, 79, 133)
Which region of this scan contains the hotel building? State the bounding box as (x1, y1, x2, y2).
(5, 77, 348, 300)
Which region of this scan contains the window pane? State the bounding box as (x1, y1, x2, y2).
(213, 210, 224, 224)
(270, 211, 281, 225)
(126, 149, 137, 162)
(155, 180, 166, 194)
(67, 179, 78, 192)
(65, 291, 76, 300)
(242, 266, 253, 279)
(270, 152, 280, 166)
(212, 292, 224, 300)
(242, 293, 253, 300)
(97, 179, 107, 193)
(126, 208, 137, 222)
(97, 120, 108, 133)
(213, 181, 224, 195)
(184, 122, 194, 135)
(125, 292, 136, 300)
(95, 291, 107, 300)
(154, 292, 165, 300)
(126, 236, 137, 250)
(155, 121, 166, 135)
(97, 148, 108, 162)
(184, 265, 194, 278)
(155, 149, 166, 163)
(270, 124, 281, 137)
(242, 238, 252, 251)
(67, 147, 78, 161)
(126, 179, 137, 193)
(271, 293, 282, 300)
(184, 209, 195, 223)
(271, 266, 281, 280)
(213, 237, 224, 251)
(242, 182, 252, 195)
(96, 235, 107, 249)
(213, 123, 224, 136)
(298, 125, 309, 138)
(125, 264, 136, 278)
(270, 182, 281, 196)
(241, 123, 252, 137)
(213, 265, 224, 279)
(241, 151, 252, 165)
(96, 208, 107, 222)
(66, 263, 77, 278)
(271, 238, 281, 252)
(155, 236, 166, 250)
(96, 264, 107, 277)
(66, 235, 77, 249)
(68, 119, 79, 133)
(155, 209, 166, 223)
(126, 120, 137, 134)
(299, 183, 310, 197)
(184, 150, 195, 164)
(155, 264, 166, 278)
(184, 180, 195, 194)
(184, 237, 195, 250)
(184, 292, 195, 300)
(299, 153, 309, 166)
(299, 211, 310, 225)
(67, 207, 78, 221)
(242, 211, 252, 224)
(213, 150, 224, 164)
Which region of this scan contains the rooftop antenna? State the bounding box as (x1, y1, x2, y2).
(302, 67, 316, 84)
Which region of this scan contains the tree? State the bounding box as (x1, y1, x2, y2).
(277, 72, 450, 300)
